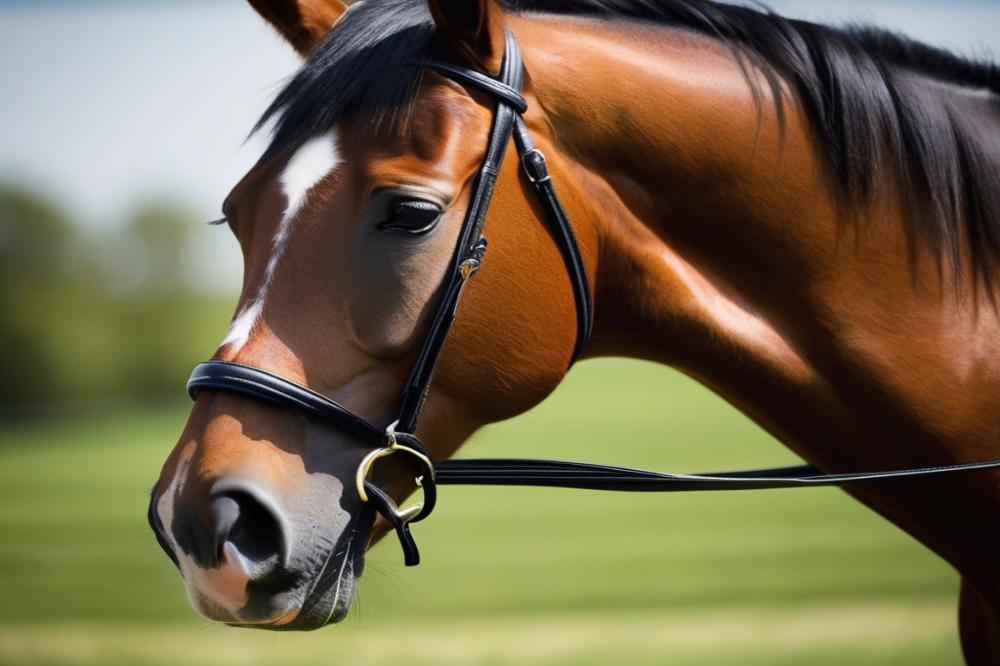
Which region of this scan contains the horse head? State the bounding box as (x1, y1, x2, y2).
(149, 0, 594, 629)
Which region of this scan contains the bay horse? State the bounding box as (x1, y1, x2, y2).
(150, 0, 1000, 661)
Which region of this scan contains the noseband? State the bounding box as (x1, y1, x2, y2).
(187, 31, 1000, 567)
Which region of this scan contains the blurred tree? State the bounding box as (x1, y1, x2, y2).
(105, 202, 199, 295)
(0, 184, 233, 416)
(0, 186, 78, 278)
(107, 202, 232, 395)
(0, 185, 111, 407)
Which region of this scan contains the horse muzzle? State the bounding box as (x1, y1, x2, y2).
(149, 475, 374, 630)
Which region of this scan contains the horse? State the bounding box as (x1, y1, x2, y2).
(148, 0, 1000, 660)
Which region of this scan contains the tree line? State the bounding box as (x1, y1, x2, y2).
(0, 184, 235, 415)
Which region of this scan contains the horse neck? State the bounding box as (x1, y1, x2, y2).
(515, 15, 1000, 468)
(512, 11, 1000, 596)
(517, 17, 833, 456)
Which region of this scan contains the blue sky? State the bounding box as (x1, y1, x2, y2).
(0, 1, 997, 274)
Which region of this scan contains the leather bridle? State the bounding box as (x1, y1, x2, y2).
(186, 31, 1000, 567)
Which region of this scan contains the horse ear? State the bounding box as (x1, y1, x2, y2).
(247, 0, 348, 55)
(427, 0, 505, 73)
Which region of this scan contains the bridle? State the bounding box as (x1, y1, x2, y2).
(186, 31, 1000, 567)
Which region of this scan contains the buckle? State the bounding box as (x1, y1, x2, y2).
(459, 257, 481, 280)
(355, 420, 435, 522)
(522, 148, 551, 184)
(459, 237, 488, 281)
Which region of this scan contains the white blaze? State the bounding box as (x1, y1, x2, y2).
(221, 132, 342, 351)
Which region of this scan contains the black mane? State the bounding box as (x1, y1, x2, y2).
(260, 0, 1000, 291)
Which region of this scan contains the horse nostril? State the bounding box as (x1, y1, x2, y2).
(210, 489, 288, 576)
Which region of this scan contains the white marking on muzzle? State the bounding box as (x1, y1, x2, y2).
(156, 465, 278, 622)
(158, 456, 251, 618)
(221, 132, 342, 351)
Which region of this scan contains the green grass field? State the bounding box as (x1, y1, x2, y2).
(0, 359, 963, 665)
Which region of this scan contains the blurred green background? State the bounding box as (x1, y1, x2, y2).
(3, 1, 997, 664)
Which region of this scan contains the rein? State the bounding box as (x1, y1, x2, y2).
(187, 31, 1000, 567)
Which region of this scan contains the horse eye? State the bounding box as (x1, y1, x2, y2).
(377, 199, 442, 235)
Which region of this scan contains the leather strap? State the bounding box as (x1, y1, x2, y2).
(363, 482, 422, 565)
(395, 32, 526, 432)
(418, 39, 593, 366)
(512, 116, 593, 363)
(188, 361, 383, 441)
(419, 61, 528, 113)
(433, 457, 1000, 491)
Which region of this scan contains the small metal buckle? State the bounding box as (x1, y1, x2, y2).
(355, 420, 434, 523)
(522, 148, 551, 184)
(459, 258, 481, 280)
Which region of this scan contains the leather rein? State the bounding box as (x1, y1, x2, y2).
(187, 31, 1000, 566)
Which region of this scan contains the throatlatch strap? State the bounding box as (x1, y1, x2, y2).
(512, 117, 593, 363)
